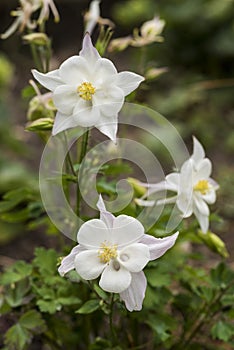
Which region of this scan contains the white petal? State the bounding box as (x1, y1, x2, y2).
(93, 86, 124, 116)
(74, 250, 105, 280)
(94, 58, 117, 81)
(52, 112, 79, 135)
(118, 243, 150, 272)
(203, 189, 216, 204)
(120, 271, 147, 311)
(32, 69, 62, 91)
(177, 192, 193, 218)
(53, 85, 77, 114)
(79, 33, 100, 64)
(194, 158, 212, 181)
(193, 195, 210, 216)
(209, 178, 219, 191)
(135, 198, 155, 207)
(191, 136, 205, 164)
(180, 159, 193, 187)
(165, 173, 180, 191)
(140, 232, 179, 260)
(59, 56, 90, 85)
(97, 195, 115, 228)
(73, 100, 100, 127)
(193, 206, 209, 233)
(114, 71, 144, 96)
(58, 245, 82, 276)
(111, 215, 145, 247)
(99, 262, 131, 293)
(157, 195, 178, 206)
(78, 219, 109, 249)
(96, 114, 118, 142)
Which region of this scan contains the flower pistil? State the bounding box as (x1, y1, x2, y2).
(98, 242, 117, 263)
(194, 179, 210, 195)
(77, 82, 96, 101)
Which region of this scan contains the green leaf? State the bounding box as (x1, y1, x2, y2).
(37, 299, 60, 314)
(4, 324, 31, 350)
(211, 320, 234, 342)
(19, 310, 47, 333)
(93, 284, 108, 300)
(76, 299, 100, 314)
(0, 261, 32, 285)
(145, 268, 171, 287)
(5, 279, 31, 308)
(33, 247, 57, 275)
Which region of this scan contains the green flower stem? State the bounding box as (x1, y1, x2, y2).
(109, 293, 118, 345)
(179, 281, 234, 349)
(76, 128, 90, 216)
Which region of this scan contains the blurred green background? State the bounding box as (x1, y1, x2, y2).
(0, 0, 233, 261)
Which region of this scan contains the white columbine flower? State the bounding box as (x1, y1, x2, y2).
(58, 195, 178, 312)
(138, 137, 219, 233)
(32, 34, 144, 142)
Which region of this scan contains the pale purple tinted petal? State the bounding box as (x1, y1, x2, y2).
(120, 271, 147, 311)
(99, 262, 131, 293)
(114, 71, 144, 96)
(75, 250, 106, 280)
(118, 243, 150, 272)
(53, 85, 77, 114)
(78, 219, 109, 248)
(58, 245, 82, 276)
(52, 112, 78, 135)
(140, 231, 179, 260)
(97, 195, 115, 229)
(32, 69, 62, 91)
(191, 136, 205, 164)
(111, 215, 145, 247)
(79, 33, 100, 64)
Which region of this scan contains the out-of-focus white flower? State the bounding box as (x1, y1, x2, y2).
(1, 0, 39, 39)
(108, 15, 165, 52)
(58, 195, 179, 311)
(138, 137, 219, 233)
(85, 0, 100, 34)
(1, 0, 59, 39)
(32, 33, 144, 142)
(84, 0, 114, 35)
(37, 0, 60, 24)
(132, 16, 165, 47)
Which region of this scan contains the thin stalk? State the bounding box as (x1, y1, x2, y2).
(109, 293, 117, 345)
(76, 129, 90, 216)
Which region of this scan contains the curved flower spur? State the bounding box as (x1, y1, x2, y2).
(58, 195, 178, 312)
(32, 33, 144, 142)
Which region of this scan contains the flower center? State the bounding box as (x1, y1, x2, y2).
(194, 180, 210, 195)
(77, 82, 96, 101)
(98, 242, 118, 264)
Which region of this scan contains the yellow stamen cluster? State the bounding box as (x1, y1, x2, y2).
(194, 180, 210, 195)
(98, 242, 117, 264)
(77, 82, 96, 101)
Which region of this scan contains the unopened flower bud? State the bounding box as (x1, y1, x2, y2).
(23, 32, 50, 46)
